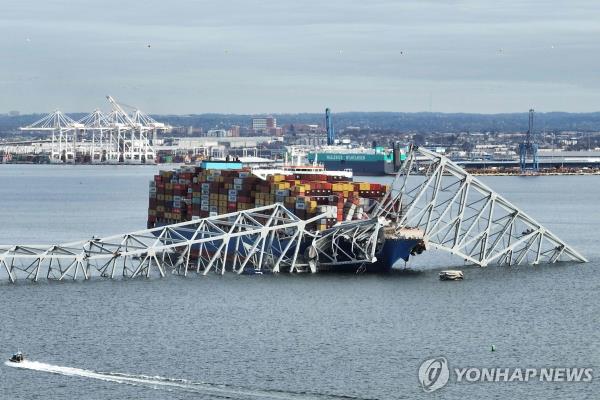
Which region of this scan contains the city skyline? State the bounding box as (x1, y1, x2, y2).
(2, 0, 600, 114)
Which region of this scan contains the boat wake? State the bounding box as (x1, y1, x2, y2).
(5, 360, 370, 400)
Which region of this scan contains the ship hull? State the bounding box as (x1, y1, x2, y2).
(316, 237, 423, 273)
(154, 222, 423, 273)
(307, 149, 396, 176)
(316, 160, 393, 176)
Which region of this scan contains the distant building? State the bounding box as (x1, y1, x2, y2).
(206, 129, 228, 137)
(252, 116, 276, 134)
(252, 118, 266, 133)
(8, 110, 20, 117)
(268, 127, 283, 136)
(560, 138, 578, 146)
(284, 124, 321, 134)
(229, 125, 240, 137)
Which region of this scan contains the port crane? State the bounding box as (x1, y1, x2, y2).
(519, 109, 539, 173)
(105, 95, 160, 163)
(18, 97, 168, 164)
(19, 110, 82, 162)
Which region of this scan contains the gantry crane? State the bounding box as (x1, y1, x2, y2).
(519, 109, 539, 173)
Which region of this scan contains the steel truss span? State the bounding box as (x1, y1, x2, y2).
(0, 204, 383, 283)
(376, 146, 587, 267)
(0, 146, 586, 283)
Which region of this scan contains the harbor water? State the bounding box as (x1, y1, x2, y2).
(0, 164, 598, 399)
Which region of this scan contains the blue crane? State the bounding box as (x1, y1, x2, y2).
(519, 108, 539, 173)
(326, 108, 335, 145)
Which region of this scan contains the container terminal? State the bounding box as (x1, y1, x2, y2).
(0, 146, 587, 283)
(5, 102, 600, 175)
(12, 96, 168, 164)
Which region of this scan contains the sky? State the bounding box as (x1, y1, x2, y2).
(2, 0, 600, 114)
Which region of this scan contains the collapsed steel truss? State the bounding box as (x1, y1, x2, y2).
(376, 146, 587, 267)
(0, 146, 587, 283)
(0, 204, 383, 283)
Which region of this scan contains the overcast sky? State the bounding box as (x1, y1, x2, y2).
(2, 0, 600, 114)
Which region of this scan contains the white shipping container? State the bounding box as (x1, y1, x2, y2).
(318, 205, 337, 217)
(345, 204, 356, 221)
(356, 207, 364, 219)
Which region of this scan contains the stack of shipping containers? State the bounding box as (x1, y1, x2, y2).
(148, 165, 387, 232)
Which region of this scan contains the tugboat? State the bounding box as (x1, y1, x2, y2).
(9, 351, 24, 363)
(439, 270, 464, 281)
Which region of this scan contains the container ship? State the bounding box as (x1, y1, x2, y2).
(306, 145, 407, 176)
(299, 108, 408, 176)
(147, 160, 425, 272)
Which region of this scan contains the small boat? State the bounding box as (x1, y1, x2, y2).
(439, 270, 464, 281)
(9, 351, 24, 363)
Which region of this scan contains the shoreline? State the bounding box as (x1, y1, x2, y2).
(2, 162, 600, 176)
(466, 169, 600, 176)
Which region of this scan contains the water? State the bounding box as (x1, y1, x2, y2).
(0, 165, 598, 399)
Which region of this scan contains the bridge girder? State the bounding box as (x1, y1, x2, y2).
(0, 204, 383, 283)
(375, 145, 587, 267)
